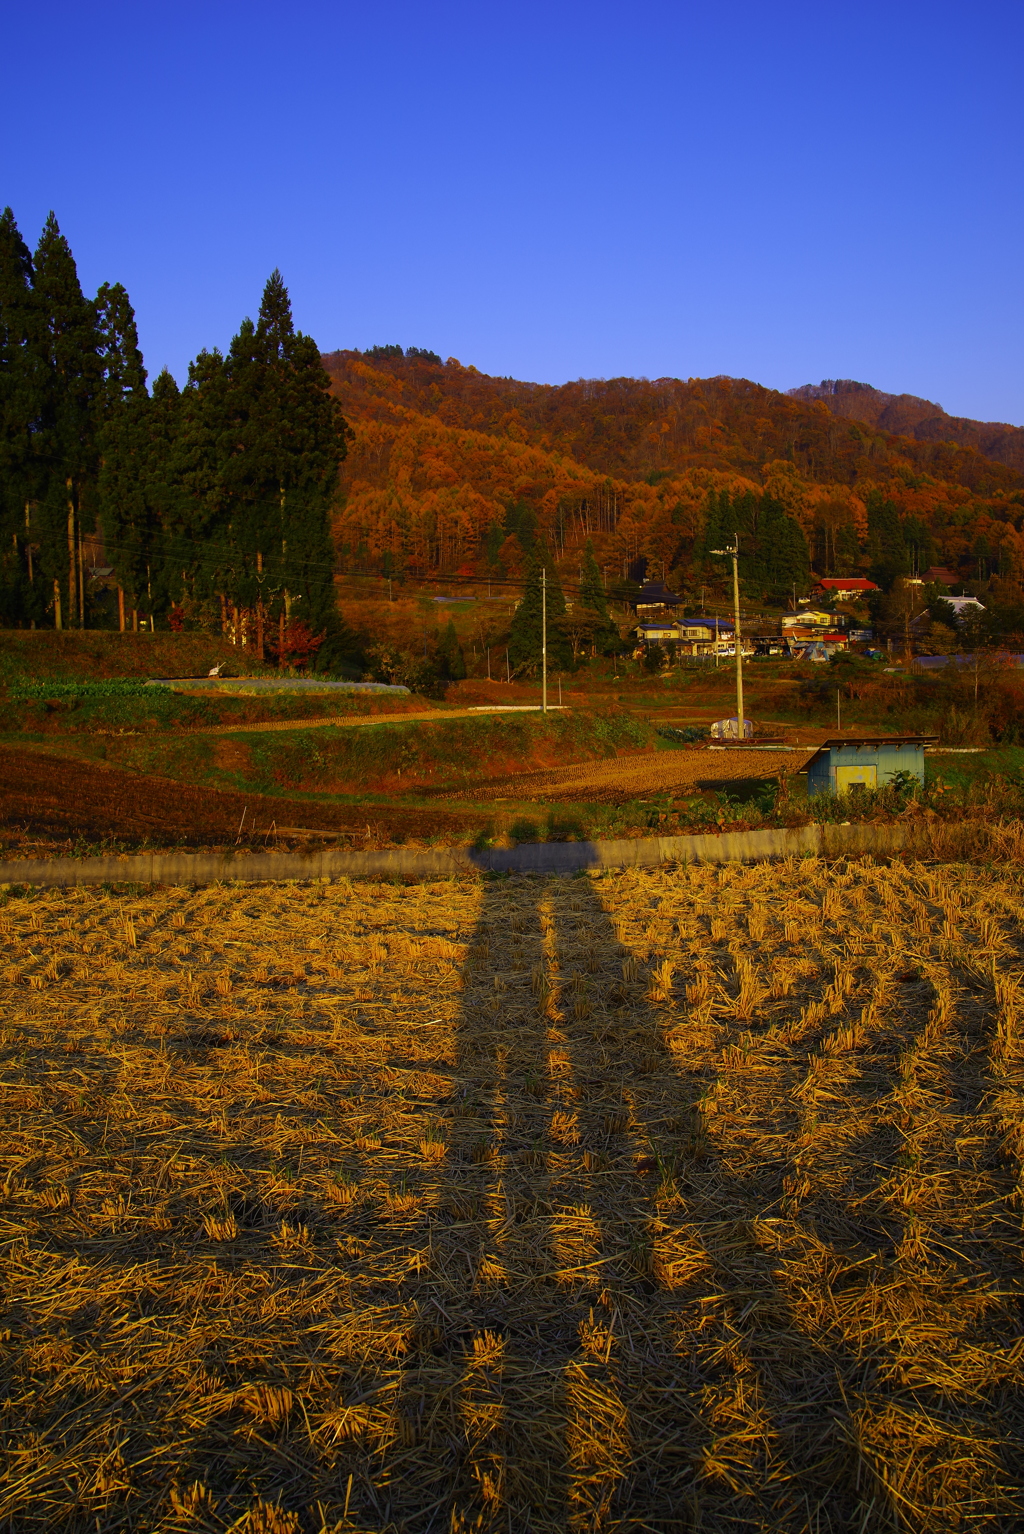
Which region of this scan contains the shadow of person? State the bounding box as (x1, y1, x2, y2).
(383, 869, 861, 1534)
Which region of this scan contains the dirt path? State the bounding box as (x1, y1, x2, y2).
(458, 746, 816, 804)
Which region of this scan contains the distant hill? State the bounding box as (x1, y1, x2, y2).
(787, 380, 1024, 473)
(319, 348, 1024, 590)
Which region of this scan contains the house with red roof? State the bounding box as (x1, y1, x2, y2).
(811, 577, 878, 600)
(920, 566, 960, 589)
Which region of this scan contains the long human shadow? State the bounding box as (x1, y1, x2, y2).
(384, 871, 866, 1534)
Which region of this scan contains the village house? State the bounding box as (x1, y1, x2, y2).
(782, 610, 835, 630)
(634, 617, 736, 656)
(944, 595, 985, 619)
(811, 577, 878, 601)
(920, 566, 960, 588)
(635, 619, 685, 645)
(634, 579, 683, 618)
(911, 593, 985, 644)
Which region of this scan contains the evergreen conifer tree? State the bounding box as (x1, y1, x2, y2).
(276, 326, 349, 653)
(175, 348, 230, 615)
(0, 208, 45, 623)
(32, 213, 103, 626)
(701, 489, 808, 601)
(867, 492, 909, 590)
(507, 544, 572, 674)
(218, 313, 270, 613)
(484, 520, 505, 569)
(144, 369, 187, 614)
(505, 500, 537, 556)
(197, 271, 350, 661)
(754, 496, 809, 600)
(436, 618, 467, 681)
(578, 538, 619, 653)
(95, 282, 151, 619)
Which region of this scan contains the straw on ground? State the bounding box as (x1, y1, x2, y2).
(0, 858, 1022, 1531)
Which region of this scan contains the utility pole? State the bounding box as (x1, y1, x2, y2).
(256, 551, 265, 661)
(541, 566, 548, 714)
(710, 538, 745, 741)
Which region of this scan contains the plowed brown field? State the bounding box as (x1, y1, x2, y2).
(0, 746, 488, 849)
(462, 746, 814, 804)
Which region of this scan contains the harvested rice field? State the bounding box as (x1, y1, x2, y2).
(1, 859, 1023, 1532)
(465, 747, 813, 804)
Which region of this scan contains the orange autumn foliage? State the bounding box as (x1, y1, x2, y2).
(322, 350, 1024, 583)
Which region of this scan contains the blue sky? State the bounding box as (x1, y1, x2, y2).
(3, 1, 1022, 422)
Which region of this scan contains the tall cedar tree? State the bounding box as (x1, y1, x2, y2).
(200, 272, 350, 662)
(0, 208, 45, 623)
(436, 618, 467, 680)
(144, 369, 187, 613)
(866, 492, 910, 590)
(176, 346, 229, 612)
(32, 214, 104, 626)
(95, 282, 151, 613)
(507, 544, 572, 674)
(579, 537, 619, 653)
(702, 489, 808, 601)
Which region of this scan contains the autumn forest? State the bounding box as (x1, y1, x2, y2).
(326, 347, 1024, 600)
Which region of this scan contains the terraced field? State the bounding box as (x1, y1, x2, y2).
(465, 745, 814, 804)
(1, 858, 1022, 1530)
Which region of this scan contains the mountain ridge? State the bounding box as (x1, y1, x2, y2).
(787, 379, 1024, 472)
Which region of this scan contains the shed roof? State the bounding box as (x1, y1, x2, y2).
(802, 734, 937, 771)
(819, 734, 938, 747)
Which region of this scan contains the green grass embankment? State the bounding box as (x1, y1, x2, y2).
(84, 709, 654, 797)
(926, 746, 1024, 789)
(0, 680, 427, 735)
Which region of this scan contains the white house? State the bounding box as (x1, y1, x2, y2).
(945, 596, 985, 620)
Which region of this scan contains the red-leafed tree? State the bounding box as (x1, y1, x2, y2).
(270, 618, 324, 672)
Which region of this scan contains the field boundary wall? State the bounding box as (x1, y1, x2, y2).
(0, 822, 953, 888)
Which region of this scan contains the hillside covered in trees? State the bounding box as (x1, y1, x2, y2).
(5, 201, 1024, 658)
(325, 348, 1024, 601)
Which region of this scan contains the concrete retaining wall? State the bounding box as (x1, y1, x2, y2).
(820, 822, 908, 858)
(0, 821, 918, 889)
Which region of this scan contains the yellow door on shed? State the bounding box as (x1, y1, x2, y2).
(836, 763, 877, 791)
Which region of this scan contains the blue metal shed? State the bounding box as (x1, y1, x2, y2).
(805, 735, 936, 797)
